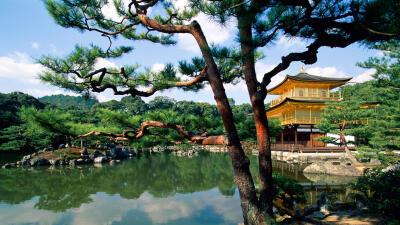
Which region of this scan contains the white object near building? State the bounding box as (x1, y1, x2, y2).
(327, 133, 355, 147)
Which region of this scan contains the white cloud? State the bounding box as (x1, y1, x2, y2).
(95, 93, 115, 102)
(176, 10, 235, 52)
(151, 63, 165, 72)
(94, 58, 118, 69)
(306, 66, 348, 78)
(24, 88, 80, 98)
(102, 0, 132, 21)
(66, 190, 242, 225)
(222, 62, 288, 93)
(0, 198, 63, 225)
(255, 62, 287, 89)
(31, 42, 39, 49)
(350, 69, 375, 84)
(0, 52, 43, 84)
(276, 36, 306, 49)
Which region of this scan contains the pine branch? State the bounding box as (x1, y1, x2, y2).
(76, 120, 226, 145)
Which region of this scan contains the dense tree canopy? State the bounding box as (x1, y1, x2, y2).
(317, 40, 400, 163)
(0, 92, 282, 151)
(39, 94, 99, 110)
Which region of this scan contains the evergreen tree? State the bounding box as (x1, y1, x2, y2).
(317, 40, 400, 164)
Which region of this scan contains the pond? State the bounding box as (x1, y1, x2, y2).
(0, 151, 356, 225)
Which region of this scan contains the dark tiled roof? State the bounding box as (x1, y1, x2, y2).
(289, 72, 352, 82)
(267, 72, 351, 93)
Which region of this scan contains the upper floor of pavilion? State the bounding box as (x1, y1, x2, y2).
(268, 71, 351, 108)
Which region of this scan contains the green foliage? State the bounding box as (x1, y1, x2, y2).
(39, 94, 99, 110)
(357, 40, 400, 88)
(16, 92, 283, 148)
(0, 92, 45, 129)
(352, 168, 400, 218)
(0, 124, 62, 152)
(21, 107, 73, 136)
(317, 40, 400, 157)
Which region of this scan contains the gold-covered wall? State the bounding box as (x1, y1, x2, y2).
(267, 101, 325, 125)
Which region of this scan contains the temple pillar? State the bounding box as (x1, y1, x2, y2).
(310, 125, 314, 147)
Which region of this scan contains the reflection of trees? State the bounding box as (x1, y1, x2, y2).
(0, 152, 237, 212)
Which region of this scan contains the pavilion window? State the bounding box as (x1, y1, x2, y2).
(321, 90, 327, 98)
(299, 90, 303, 97)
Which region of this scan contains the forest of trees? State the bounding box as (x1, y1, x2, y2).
(316, 40, 400, 164)
(0, 93, 282, 152)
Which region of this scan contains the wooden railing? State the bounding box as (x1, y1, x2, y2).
(269, 92, 342, 107)
(271, 143, 349, 153)
(281, 117, 321, 125)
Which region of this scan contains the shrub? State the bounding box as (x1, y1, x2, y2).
(352, 167, 400, 218)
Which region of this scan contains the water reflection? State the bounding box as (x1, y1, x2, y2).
(0, 152, 354, 224)
(0, 152, 242, 225)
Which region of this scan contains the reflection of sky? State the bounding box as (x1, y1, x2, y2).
(0, 189, 243, 225)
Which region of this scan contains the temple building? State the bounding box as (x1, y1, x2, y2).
(266, 69, 351, 149)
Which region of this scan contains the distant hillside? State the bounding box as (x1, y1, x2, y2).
(39, 94, 99, 110)
(0, 92, 45, 129)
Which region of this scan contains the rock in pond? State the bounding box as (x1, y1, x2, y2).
(49, 159, 60, 165)
(110, 147, 122, 159)
(69, 159, 77, 167)
(303, 161, 362, 176)
(21, 159, 31, 167)
(77, 159, 85, 165)
(2, 163, 16, 169)
(89, 150, 102, 159)
(30, 158, 50, 167)
(94, 156, 107, 163)
(81, 147, 88, 156)
(305, 211, 326, 219)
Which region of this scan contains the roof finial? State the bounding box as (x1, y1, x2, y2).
(300, 65, 306, 72)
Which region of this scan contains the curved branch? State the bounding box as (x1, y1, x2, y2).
(89, 66, 208, 97)
(76, 120, 226, 145)
(259, 33, 360, 95)
(137, 13, 193, 34)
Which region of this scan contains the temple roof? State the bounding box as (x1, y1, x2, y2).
(268, 72, 351, 94)
(266, 97, 327, 112)
(289, 72, 352, 82)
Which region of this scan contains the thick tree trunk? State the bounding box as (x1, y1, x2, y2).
(238, 14, 274, 217)
(190, 21, 266, 225)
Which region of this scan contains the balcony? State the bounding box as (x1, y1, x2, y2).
(281, 116, 321, 125)
(269, 91, 342, 108)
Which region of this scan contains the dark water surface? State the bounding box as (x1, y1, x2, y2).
(0, 151, 26, 167)
(0, 152, 355, 225)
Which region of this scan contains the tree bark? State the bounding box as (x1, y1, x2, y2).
(238, 13, 274, 217)
(190, 21, 266, 225)
(340, 121, 360, 165)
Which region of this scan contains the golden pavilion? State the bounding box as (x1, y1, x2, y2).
(266, 70, 351, 148)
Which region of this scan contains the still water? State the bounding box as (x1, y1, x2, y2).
(0, 152, 355, 225)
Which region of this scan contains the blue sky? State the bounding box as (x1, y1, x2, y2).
(0, 0, 379, 104)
